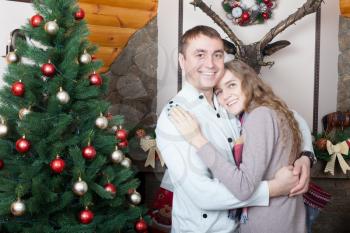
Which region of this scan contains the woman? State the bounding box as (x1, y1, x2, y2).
(169, 60, 306, 233)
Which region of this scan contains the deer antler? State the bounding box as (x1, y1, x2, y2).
(190, 0, 243, 54)
(259, 0, 323, 49)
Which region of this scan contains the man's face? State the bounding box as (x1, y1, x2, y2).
(179, 34, 225, 92)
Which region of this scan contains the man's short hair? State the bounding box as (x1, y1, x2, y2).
(180, 25, 222, 55)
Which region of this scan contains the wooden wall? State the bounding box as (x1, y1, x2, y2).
(340, 0, 350, 17)
(78, 0, 158, 72)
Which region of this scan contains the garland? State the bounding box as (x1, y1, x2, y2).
(222, 0, 277, 26)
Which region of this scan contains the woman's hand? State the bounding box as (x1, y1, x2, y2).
(169, 106, 208, 149)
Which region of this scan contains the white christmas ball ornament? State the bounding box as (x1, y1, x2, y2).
(56, 87, 70, 104)
(231, 7, 243, 18)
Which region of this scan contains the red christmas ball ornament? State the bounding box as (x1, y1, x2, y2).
(74, 8, 85, 20)
(117, 140, 128, 149)
(82, 145, 96, 160)
(263, 0, 270, 4)
(262, 12, 270, 20)
(11, 81, 25, 97)
(16, 136, 31, 153)
(0, 159, 4, 169)
(267, 2, 273, 8)
(116, 128, 128, 141)
(50, 156, 65, 173)
(89, 72, 103, 86)
(241, 11, 250, 22)
(41, 62, 56, 77)
(134, 218, 148, 233)
(30, 14, 43, 27)
(104, 183, 117, 196)
(79, 208, 94, 224)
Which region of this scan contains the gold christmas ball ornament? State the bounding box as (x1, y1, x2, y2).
(79, 51, 92, 64)
(56, 87, 70, 104)
(95, 114, 108, 129)
(44, 20, 59, 35)
(6, 51, 19, 64)
(19, 108, 31, 120)
(110, 146, 124, 164)
(121, 157, 132, 168)
(73, 177, 88, 196)
(129, 190, 142, 205)
(11, 199, 26, 216)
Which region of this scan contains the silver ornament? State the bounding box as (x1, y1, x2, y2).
(73, 178, 88, 196)
(95, 114, 108, 129)
(11, 199, 26, 216)
(240, 0, 255, 9)
(121, 157, 131, 168)
(79, 51, 92, 64)
(45, 20, 59, 35)
(0, 121, 8, 137)
(129, 191, 142, 205)
(110, 147, 124, 164)
(6, 51, 19, 64)
(259, 3, 268, 12)
(56, 87, 70, 104)
(231, 7, 243, 18)
(251, 4, 259, 11)
(19, 108, 30, 120)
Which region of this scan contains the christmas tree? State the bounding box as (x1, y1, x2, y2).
(0, 0, 148, 232)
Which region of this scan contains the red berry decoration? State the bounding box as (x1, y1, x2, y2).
(0, 159, 4, 169)
(104, 183, 117, 196)
(262, 12, 270, 20)
(89, 72, 102, 86)
(11, 81, 25, 97)
(117, 140, 128, 149)
(135, 129, 146, 139)
(241, 11, 250, 22)
(30, 14, 43, 27)
(50, 156, 65, 173)
(16, 136, 31, 153)
(116, 128, 128, 141)
(263, 0, 271, 4)
(82, 145, 96, 160)
(134, 218, 148, 233)
(41, 62, 56, 77)
(74, 8, 85, 20)
(79, 208, 94, 224)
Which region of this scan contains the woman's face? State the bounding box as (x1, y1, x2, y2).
(214, 69, 246, 115)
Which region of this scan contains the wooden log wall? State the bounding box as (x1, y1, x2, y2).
(340, 0, 350, 17)
(78, 0, 158, 72)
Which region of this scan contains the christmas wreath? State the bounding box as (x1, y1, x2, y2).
(222, 0, 277, 26)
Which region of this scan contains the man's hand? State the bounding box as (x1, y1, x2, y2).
(268, 166, 299, 197)
(290, 156, 310, 196)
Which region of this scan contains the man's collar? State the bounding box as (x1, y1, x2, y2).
(179, 82, 219, 110)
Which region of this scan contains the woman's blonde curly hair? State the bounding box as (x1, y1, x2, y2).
(225, 60, 301, 164)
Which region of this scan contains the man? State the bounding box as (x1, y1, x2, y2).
(155, 25, 315, 233)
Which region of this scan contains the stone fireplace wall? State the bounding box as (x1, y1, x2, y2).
(338, 16, 350, 111)
(105, 17, 158, 130)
